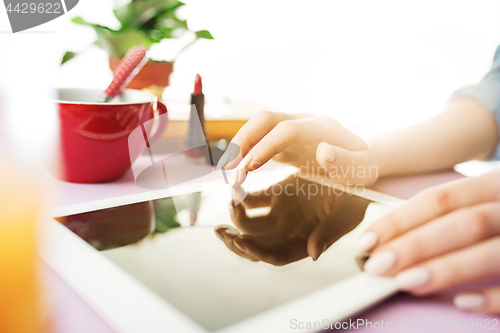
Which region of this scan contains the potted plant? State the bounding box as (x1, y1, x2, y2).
(61, 0, 213, 95)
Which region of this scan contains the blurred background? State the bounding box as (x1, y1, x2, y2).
(0, 2, 499, 331)
(0, 0, 499, 140)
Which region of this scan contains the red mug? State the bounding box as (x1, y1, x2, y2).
(54, 88, 168, 183)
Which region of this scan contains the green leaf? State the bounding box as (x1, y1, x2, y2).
(160, 1, 186, 17)
(68, 1, 212, 61)
(172, 17, 187, 29)
(113, 6, 133, 28)
(137, 2, 187, 32)
(152, 198, 181, 235)
(147, 29, 163, 42)
(195, 30, 214, 39)
(71, 16, 116, 32)
(61, 51, 79, 65)
(157, 27, 174, 39)
(95, 29, 154, 58)
(71, 16, 89, 25)
(114, 0, 179, 30)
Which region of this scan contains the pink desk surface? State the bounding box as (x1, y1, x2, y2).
(43, 165, 500, 332)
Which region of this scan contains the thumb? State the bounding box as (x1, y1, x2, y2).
(315, 142, 378, 185)
(307, 193, 372, 261)
(307, 218, 347, 261)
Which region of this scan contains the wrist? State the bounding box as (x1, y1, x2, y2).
(353, 138, 381, 186)
(367, 137, 391, 178)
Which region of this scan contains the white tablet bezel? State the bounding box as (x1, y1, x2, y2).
(39, 169, 404, 333)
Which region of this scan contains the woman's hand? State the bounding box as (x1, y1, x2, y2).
(217, 111, 378, 186)
(357, 170, 500, 314)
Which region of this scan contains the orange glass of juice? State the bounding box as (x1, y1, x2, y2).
(0, 160, 44, 333)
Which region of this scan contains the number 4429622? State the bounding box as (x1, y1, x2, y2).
(5, 2, 61, 14)
(444, 319, 499, 330)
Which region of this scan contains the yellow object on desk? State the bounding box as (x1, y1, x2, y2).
(0, 159, 45, 333)
(162, 98, 282, 142)
(163, 118, 248, 142)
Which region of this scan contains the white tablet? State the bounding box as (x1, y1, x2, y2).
(40, 169, 404, 333)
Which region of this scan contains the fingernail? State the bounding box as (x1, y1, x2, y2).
(214, 228, 225, 241)
(230, 169, 247, 187)
(233, 238, 245, 251)
(237, 153, 253, 170)
(364, 251, 396, 275)
(356, 231, 378, 254)
(453, 293, 485, 310)
(394, 267, 430, 290)
(229, 203, 236, 218)
(355, 252, 371, 270)
(223, 228, 238, 236)
(216, 151, 231, 170)
(322, 142, 335, 162)
(215, 226, 238, 238)
(231, 186, 246, 204)
(230, 170, 239, 186)
(238, 170, 248, 185)
(313, 242, 326, 261)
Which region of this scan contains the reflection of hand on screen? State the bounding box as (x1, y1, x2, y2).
(215, 177, 371, 265)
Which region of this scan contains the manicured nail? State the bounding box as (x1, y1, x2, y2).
(453, 293, 485, 310)
(215, 226, 238, 238)
(364, 251, 396, 275)
(313, 242, 326, 261)
(395, 267, 430, 290)
(322, 142, 335, 162)
(237, 153, 253, 170)
(356, 231, 378, 254)
(214, 228, 225, 241)
(231, 186, 246, 205)
(355, 252, 371, 270)
(230, 170, 239, 186)
(223, 228, 238, 236)
(228, 203, 236, 219)
(230, 169, 247, 187)
(239, 170, 248, 185)
(233, 238, 245, 252)
(216, 151, 231, 170)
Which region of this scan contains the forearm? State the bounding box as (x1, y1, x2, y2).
(370, 98, 499, 177)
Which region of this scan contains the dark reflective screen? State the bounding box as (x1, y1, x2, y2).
(56, 175, 393, 331)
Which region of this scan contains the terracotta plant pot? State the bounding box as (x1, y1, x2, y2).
(109, 58, 174, 94)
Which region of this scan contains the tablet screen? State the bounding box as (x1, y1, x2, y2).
(55, 175, 392, 331)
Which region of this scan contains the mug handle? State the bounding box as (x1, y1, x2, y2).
(149, 101, 169, 144)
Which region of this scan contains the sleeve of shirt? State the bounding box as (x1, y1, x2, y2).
(449, 46, 500, 159)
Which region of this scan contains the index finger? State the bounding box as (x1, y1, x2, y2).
(244, 115, 371, 172)
(356, 170, 500, 254)
(225, 112, 312, 169)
